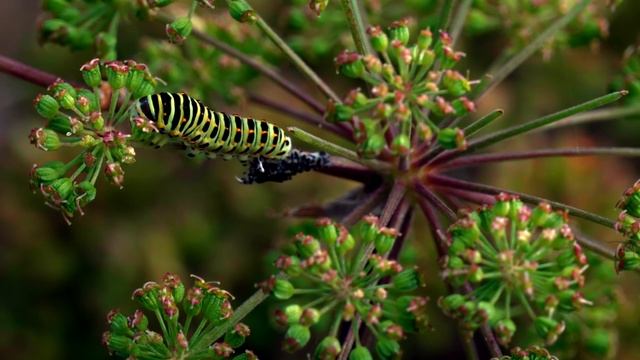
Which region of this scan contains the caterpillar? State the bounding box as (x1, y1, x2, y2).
(133, 92, 292, 160)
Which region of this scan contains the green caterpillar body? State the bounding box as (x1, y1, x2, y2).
(134, 92, 292, 160)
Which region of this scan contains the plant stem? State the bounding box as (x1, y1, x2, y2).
(248, 93, 352, 140)
(440, 147, 640, 169)
(473, 0, 592, 100)
(417, 197, 449, 255)
(163, 14, 325, 113)
(429, 91, 627, 167)
(436, 0, 457, 32)
(342, 185, 387, 226)
(464, 109, 504, 137)
(0, 54, 63, 88)
(252, 12, 341, 103)
(575, 233, 616, 261)
(379, 181, 407, 227)
(414, 182, 456, 221)
(438, 187, 497, 206)
(449, 0, 473, 46)
(535, 104, 640, 132)
(316, 157, 382, 183)
(427, 174, 616, 229)
(194, 289, 269, 349)
(287, 126, 390, 172)
(340, 0, 373, 55)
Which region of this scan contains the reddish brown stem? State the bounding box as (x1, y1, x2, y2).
(316, 157, 382, 183)
(341, 185, 387, 226)
(414, 182, 457, 221)
(249, 93, 353, 140)
(440, 147, 640, 170)
(437, 187, 497, 206)
(379, 181, 407, 227)
(0, 54, 62, 88)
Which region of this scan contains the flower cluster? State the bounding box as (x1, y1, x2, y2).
(331, 20, 475, 158)
(439, 194, 590, 346)
(614, 180, 640, 271)
(467, 0, 620, 59)
(104, 273, 256, 360)
(142, 15, 271, 103)
(492, 345, 558, 360)
(30, 58, 157, 223)
(264, 216, 428, 359)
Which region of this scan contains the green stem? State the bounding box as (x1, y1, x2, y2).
(516, 290, 537, 320)
(193, 290, 269, 351)
(340, 0, 372, 55)
(473, 0, 591, 100)
(464, 91, 626, 154)
(463, 109, 504, 137)
(435, 0, 456, 32)
(535, 103, 640, 132)
(252, 11, 341, 103)
(286, 126, 390, 172)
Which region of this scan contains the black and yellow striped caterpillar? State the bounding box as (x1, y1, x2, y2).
(133, 92, 292, 160)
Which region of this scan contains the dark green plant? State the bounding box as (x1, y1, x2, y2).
(3, 0, 640, 358)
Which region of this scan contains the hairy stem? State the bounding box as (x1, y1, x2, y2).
(473, 0, 591, 100)
(440, 147, 640, 169)
(248, 93, 352, 140)
(340, 0, 373, 55)
(252, 12, 341, 103)
(427, 174, 616, 229)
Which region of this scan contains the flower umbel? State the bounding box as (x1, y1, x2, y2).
(29, 58, 157, 224)
(104, 273, 256, 360)
(439, 194, 590, 345)
(267, 217, 428, 359)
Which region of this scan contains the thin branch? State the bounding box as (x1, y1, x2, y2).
(287, 126, 390, 172)
(438, 187, 497, 206)
(473, 0, 591, 100)
(379, 181, 407, 227)
(252, 11, 342, 103)
(440, 147, 640, 170)
(196, 289, 269, 346)
(414, 182, 457, 221)
(427, 174, 616, 229)
(417, 196, 449, 256)
(342, 185, 387, 226)
(429, 91, 627, 167)
(0, 54, 65, 87)
(535, 104, 640, 132)
(575, 233, 617, 261)
(464, 109, 504, 138)
(436, 0, 457, 32)
(248, 93, 352, 140)
(162, 13, 325, 113)
(449, 0, 473, 46)
(340, 0, 373, 55)
(315, 157, 382, 183)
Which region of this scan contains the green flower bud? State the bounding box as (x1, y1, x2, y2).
(317, 218, 338, 245)
(295, 234, 321, 258)
(128, 309, 148, 331)
(392, 268, 421, 292)
(53, 88, 76, 110)
(132, 283, 160, 312)
(334, 104, 355, 122)
(309, 0, 330, 16)
(225, 323, 250, 348)
(361, 134, 385, 157)
(336, 229, 355, 255)
(49, 177, 74, 200)
(375, 227, 397, 254)
(451, 97, 476, 117)
(46, 114, 73, 135)
(367, 26, 388, 52)
(105, 61, 129, 90)
(67, 27, 93, 50)
(284, 304, 302, 324)
(314, 336, 341, 360)
(232, 350, 258, 360)
(201, 291, 232, 324)
(376, 337, 400, 359)
(349, 346, 373, 360)
(443, 70, 471, 96)
(417, 28, 433, 49)
(274, 279, 295, 300)
(34, 94, 60, 119)
(335, 51, 366, 79)
(283, 324, 310, 352)
(228, 0, 256, 23)
(76, 180, 97, 207)
(107, 310, 132, 336)
(439, 294, 466, 313)
(495, 318, 516, 345)
(80, 58, 102, 88)
(617, 248, 640, 272)
(416, 49, 435, 69)
(534, 316, 565, 345)
(103, 332, 134, 356)
(391, 134, 411, 155)
(437, 127, 466, 150)
(40, 19, 68, 39)
(34, 161, 66, 183)
(388, 19, 410, 45)
(299, 307, 320, 326)
(166, 17, 192, 43)
(29, 128, 61, 151)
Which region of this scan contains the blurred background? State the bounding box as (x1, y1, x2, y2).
(2, 0, 640, 358)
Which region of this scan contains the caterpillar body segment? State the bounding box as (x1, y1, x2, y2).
(133, 92, 292, 161)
